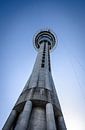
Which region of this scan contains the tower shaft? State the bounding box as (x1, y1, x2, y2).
(3, 30, 67, 130)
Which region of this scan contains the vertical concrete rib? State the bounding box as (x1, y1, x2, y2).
(46, 103, 57, 130)
(15, 100, 32, 130)
(29, 43, 44, 88)
(58, 116, 67, 130)
(28, 107, 46, 130)
(2, 110, 17, 130)
(38, 42, 45, 88)
(45, 43, 51, 90)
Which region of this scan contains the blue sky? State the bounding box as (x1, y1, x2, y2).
(0, 0, 85, 129)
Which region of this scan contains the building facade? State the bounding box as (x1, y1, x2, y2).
(3, 30, 67, 130)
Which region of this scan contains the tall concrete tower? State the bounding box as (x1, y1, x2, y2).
(3, 30, 67, 130)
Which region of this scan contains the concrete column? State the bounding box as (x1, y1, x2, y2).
(57, 116, 67, 130)
(15, 100, 32, 130)
(45, 43, 51, 90)
(29, 43, 44, 88)
(2, 110, 17, 130)
(44, 42, 48, 71)
(28, 107, 46, 130)
(46, 103, 56, 130)
(45, 71, 51, 90)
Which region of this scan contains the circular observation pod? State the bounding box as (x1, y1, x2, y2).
(33, 29, 58, 51)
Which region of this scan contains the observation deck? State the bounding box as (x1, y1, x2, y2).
(33, 29, 58, 51)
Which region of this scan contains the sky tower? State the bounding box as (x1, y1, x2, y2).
(3, 29, 67, 130)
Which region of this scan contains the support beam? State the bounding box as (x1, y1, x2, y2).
(58, 116, 67, 130)
(46, 103, 56, 130)
(2, 110, 17, 130)
(28, 107, 46, 130)
(15, 100, 32, 130)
